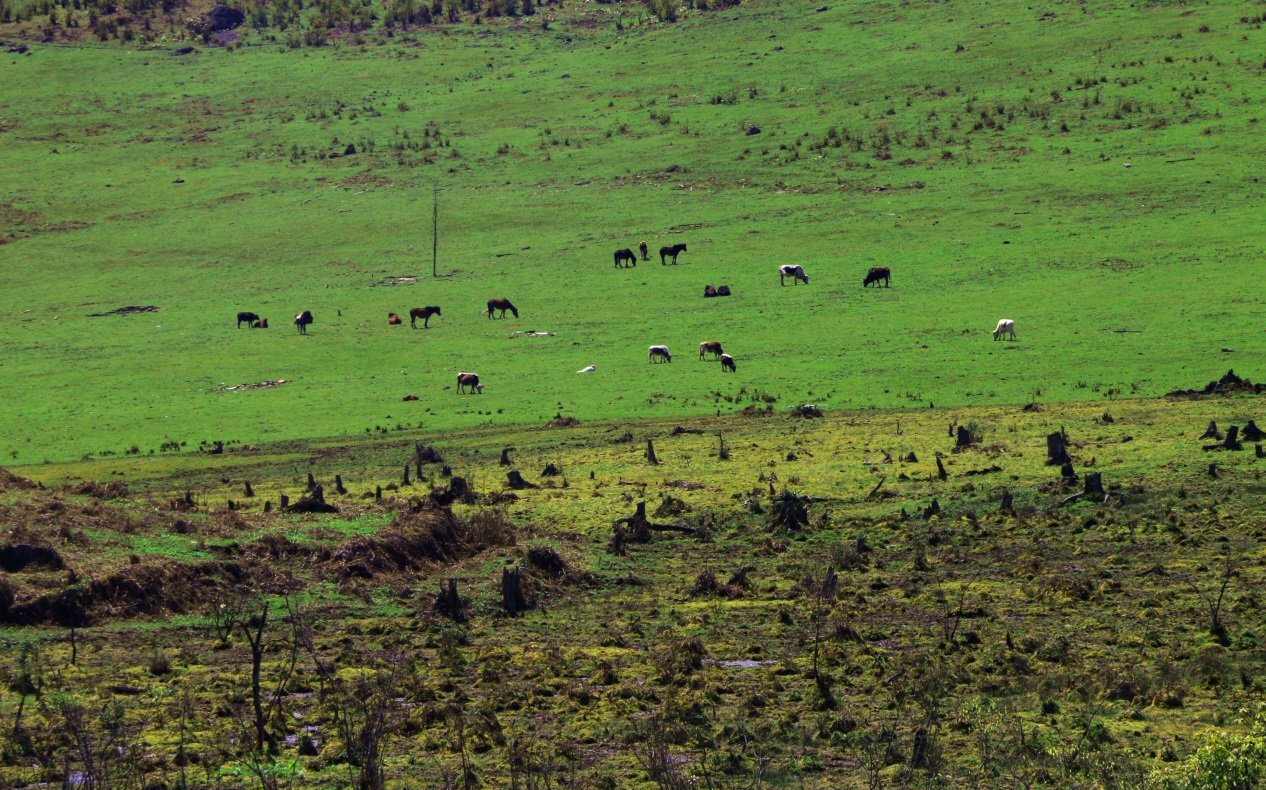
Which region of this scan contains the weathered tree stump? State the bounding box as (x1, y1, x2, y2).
(935, 457, 948, 481)
(500, 447, 513, 466)
(374, 485, 382, 502)
(402, 464, 412, 486)
(228, 499, 237, 511)
(646, 438, 660, 465)
(1208, 463, 1219, 479)
(1256, 444, 1264, 459)
(434, 578, 467, 622)
(184, 490, 195, 507)
(440, 465, 452, 477)
(285, 484, 339, 514)
(1200, 420, 1223, 440)
(613, 501, 696, 543)
(334, 474, 347, 495)
(1242, 421, 1266, 442)
(264, 500, 272, 513)
(416, 444, 443, 464)
(904, 452, 918, 463)
(432, 476, 472, 506)
(922, 498, 941, 520)
(506, 470, 538, 490)
(243, 480, 254, 498)
(541, 463, 562, 476)
(501, 566, 530, 616)
(770, 490, 809, 531)
(1000, 489, 1014, 514)
(306, 472, 317, 492)
(955, 425, 974, 448)
(1203, 425, 1243, 451)
(279, 494, 290, 509)
(911, 727, 932, 769)
(1060, 461, 1077, 483)
(608, 527, 627, 555)
(1046, 431, 1071, 466)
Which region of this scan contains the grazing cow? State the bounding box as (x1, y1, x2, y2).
(779, 264, 809, 286)
(639, 240, 649, 261)
(409, 306, 442, 328)
(699, 341, 724, 360)
(660, 243, 687, 265)
(993, 318, 1016, 341)
(456, 372, 483, 394)
(294, 310, 313, 334)
(863, 266, 891, 288)
(720, 353, 737, 372)
(486, 298, 519, 319)
(237, 311, 260, 328)
(614, 248, 637, 268)
(648, 345, 672, 363)
(387, 312, 402, 325)
(252, 318, 269, 329)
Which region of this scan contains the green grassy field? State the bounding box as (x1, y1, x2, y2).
(3, 2, 1266, 787)
(3, 0, 1265, 464)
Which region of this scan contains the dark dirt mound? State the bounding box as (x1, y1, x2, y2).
(88, 305, 159, 317)
(330, 504, 514, 581)
(546, 414, 579, 428)
(0, 543, 65, 572)
(69, 480, 130, 499)
(1167, 370, 1266, 398)
(1, 559, 272, 626)
(0, 467, 37, 492)
(206, 4, 245, 30)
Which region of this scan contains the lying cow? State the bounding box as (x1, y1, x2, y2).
(388, 312, 402, 325)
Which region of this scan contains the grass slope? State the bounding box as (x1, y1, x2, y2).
(1, 1, 1264, 462)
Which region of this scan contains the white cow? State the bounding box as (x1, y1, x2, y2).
(779, 264, 809, 286)
(577, 365, 596, 373)
(993, 319, 1016, 341)
(648, 345, 672, 363)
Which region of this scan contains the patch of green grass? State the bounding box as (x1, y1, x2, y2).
(1, 1, 1264, 464)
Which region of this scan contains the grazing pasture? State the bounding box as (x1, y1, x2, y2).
(0, 0, 1263, 468)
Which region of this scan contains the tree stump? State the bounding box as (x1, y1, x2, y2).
(228, 499, 237, 511)
(1046, 431, 1071, 465)
(935, 457, 948, 480)
(1203, 425, 1243, 451)
(374, 485, 382, 502)
(922, 498, 941, 520)
(432, 476, 472, 506)
(1242, 420, 1266, 442)
(243, 480, 254, 498)
(612, 501, 696, 543)
(501, 567, 530, 616)
(306, 472, 317, 492)
(1000, 489, 1014, 514)
(416, 444, 443, 464)
(1060, 461, 1077, 483)
(334, 474, 347, 495)
(184, 490, 195, 507)
(911, 727, 932, 770)
(441, 465, 452, 477)
(1208, 463, 1219, 479)
(264, 500, 272, 513)
(279, 494, 289, 509)
(955, 425, 974, 448)
(285, 484, 339, 514)
(434, 579, 467, 622)
(1084, 472, 1104, 497)
(541, 463, 562, 476)
(646, 438, 659, 465)
(500, 447, 513, 466)
(608, 527, 627, 555)
(1200, 420, 1223, 440)
(1256, 444, 1264, 459)
(506, 470, 538, 490)
(402, 464, 411, 486)
(770, 490, 809, 531)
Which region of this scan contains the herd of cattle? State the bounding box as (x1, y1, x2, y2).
(234, 255, 1017, 395)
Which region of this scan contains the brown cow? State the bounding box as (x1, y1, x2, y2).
(699, 341, 724, 360)
(456, 372, 483, 394)
(388, 312, 402, 325)
(409, 306, 441, 328)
